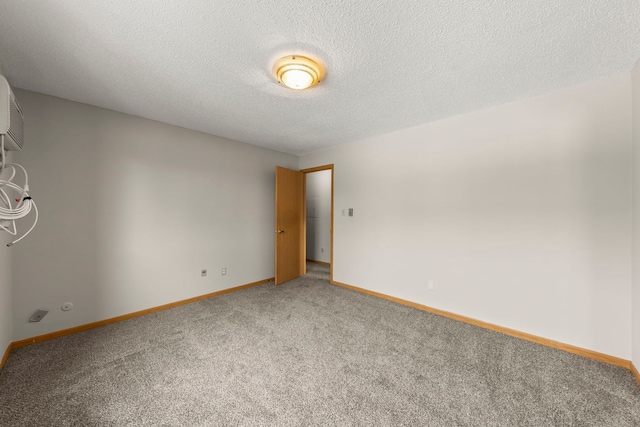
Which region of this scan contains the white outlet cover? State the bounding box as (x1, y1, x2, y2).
(61, 302, 73, 311)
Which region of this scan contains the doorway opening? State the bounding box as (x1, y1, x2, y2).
(301, 164, 333, 283)
(305, 170, 332, 264)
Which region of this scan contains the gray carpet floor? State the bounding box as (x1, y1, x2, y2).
(1, 262, 639, 426)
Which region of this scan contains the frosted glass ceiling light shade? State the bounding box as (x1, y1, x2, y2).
(274, 55, 324, 90)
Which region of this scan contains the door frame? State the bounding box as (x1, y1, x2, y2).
(301, 164, 334, 283)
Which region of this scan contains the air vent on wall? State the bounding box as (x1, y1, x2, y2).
(0, 75, 24, 151)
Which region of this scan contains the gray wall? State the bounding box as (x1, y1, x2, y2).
(0, 60, 13, 358)
(11, 90, 297, 340)
(0, 172, 12, 358)
(632, 59, 640, 369)
(306, 170, 331, 263)
(301, 74, 633, 359)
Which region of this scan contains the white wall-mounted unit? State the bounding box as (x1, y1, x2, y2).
(0, 75, 24, 151)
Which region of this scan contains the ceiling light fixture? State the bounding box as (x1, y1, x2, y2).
(273, 55, 324, 90)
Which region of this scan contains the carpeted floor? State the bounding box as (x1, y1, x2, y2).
(1, 262, 639, 426)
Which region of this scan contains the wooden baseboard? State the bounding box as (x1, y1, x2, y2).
(331, 280, 631, 370)
(306, 259, 330, 266)
(3, 275, 634, 381)
(632, 363, 640, 386)
(10, 278, 274, 351)
(0, 342, 12, 370)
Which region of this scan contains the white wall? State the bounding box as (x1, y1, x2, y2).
(0, 61, 13, 358)
(632, 60, 640, 369)
(11, 90, 297, 341)
(306, 170, 332, 263)
(301, 74, 633, 360)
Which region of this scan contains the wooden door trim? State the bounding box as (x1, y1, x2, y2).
(301, 164, 334, 283)
(302, 165, 333, 174)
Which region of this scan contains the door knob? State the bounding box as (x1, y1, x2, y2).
(276, 229, 284, 234)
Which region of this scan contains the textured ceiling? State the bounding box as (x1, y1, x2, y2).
(0, 1, 639, 155)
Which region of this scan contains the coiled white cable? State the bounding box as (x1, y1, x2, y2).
(0, 135, 38, 246)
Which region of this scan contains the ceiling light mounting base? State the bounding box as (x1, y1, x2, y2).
(273, 55, 324, 90)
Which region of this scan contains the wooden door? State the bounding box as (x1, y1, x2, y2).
(275, 166, 305, 285)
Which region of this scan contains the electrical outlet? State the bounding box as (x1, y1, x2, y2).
(321, 248, 324, 253)
(201, 269, 207, 277)
(221, 268, 227, 276)
(427, 280, 434, 290)
(61, 302, 73, 311)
